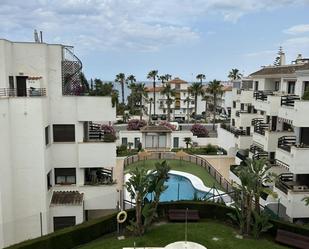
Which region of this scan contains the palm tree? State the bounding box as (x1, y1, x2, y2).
(135, 83, 147, 120)
(188, 82, 203, 116)
(206, 80, 223, 130)
(161, 83, 176, 121)
(184, 96, 191, 123)
(202, 91, 211, 123)
(115, 73, 126, 104)
(147, 70, 158, 115)
(196, 74, 206, 83)
(127, 74, 136, 84)
(183, 137, 192, 149)
(228, 69, 242, 80)
(158, 75, 166, 84)
(148, 97, 154, 123)
(165, 74, 172, 82)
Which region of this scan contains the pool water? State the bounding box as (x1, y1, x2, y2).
(147, 173, 213, 202)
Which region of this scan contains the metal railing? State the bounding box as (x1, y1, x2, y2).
(220, 123, 249, 137)
(123, 152, 234, 193)
(280, 95, 300, 107)
(0, 88, 46, 97)
(83, 122, 116, 142)
(253, 119, 269, 135)
(254, 90, 273, 101)
(278, 136, 296, 152)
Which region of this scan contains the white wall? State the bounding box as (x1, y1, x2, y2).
(217, 127, 237, 156)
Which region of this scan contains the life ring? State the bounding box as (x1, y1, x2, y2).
(117, 210, 127, 224)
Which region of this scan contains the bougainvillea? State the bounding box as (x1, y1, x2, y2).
(191, 124, 209, 137)
(127, 119, 147, 130)
(159, 121, 176, 131)
(101, 124, 116, 142)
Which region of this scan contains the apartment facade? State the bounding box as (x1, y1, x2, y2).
(0, 39, 118, 247)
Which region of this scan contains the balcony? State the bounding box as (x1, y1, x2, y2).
(278, 136, 296, 152)
(84, 167, 114, 185)
(83, 122, 116, 143)
(0, 87, 46, 97)
(279, 101, 309, 127)
(254, 90, 273, 101)
(280, 95, 300, 107)
(275, 173, 309, 195)
(253, 120, 269, 136)
(220, 123, 250, 138)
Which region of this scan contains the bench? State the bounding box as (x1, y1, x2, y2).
(275, 229, 309, 249)
(168, 209, 200, 221)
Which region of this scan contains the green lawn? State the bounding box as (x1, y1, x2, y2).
(125, 159, 222, 190)
(76, 220, 289, 249)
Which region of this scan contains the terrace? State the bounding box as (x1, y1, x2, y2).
(0, 87, 46, 97)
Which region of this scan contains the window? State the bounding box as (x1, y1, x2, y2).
(47, 171, 52, 190)
(175, 84, 180, 90)
(53, 216, 76, 231)
(254, 81, 259, 91)
(275, 81, 280, 91)
(134, 137, 140, 148)
(53, 125, 75, 142)
(55, 168, 76, 185)
(45, 126, 50, 145)
(240, 103, 244, 111)
(232, 119, 235, 126)
(9, 76, 14, 89)
(304, 81, 309, 94)
(233, 101, 236, 108)
(287, 81, 295, 94)
(121, 137, 128, 145)
(173, 137, 179, 148)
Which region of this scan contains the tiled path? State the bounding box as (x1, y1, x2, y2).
(200, 155, 235, 181)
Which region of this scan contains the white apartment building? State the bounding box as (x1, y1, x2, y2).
(249, 54, 309, 221)
(0, 39, 118, 247)
(219, 53, 309, 222)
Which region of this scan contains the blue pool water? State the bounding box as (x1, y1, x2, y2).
(146, 173, 213, 202)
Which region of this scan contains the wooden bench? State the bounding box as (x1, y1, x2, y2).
(276, 229, 309, 249)
(168, 209, 200, 221)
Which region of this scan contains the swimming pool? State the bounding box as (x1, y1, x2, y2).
(146, 173, 213, 202)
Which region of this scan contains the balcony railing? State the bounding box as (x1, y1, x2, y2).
(275, 173, 309, 194)
(0, 88, 46, 97)
(249, 144, 264, 154)
(253, 120, 269, 135)
(84, 168, 114, 185)
(278, 136, 296, 152)
(254, 90, 273, 101)
(280, 95, 300, 107)
(83, 122, 116, 142)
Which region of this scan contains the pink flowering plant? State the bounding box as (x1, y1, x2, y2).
(127, 119, 147, 130)
(191, 124, 209, 137)
(159, 121, 176, 131)
(101, 124, 116, 142)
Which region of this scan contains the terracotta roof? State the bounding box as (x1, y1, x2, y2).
(146, 86, 164, 92)
(250, 63, 309, 77)
(141, 125, 172, 133)
(167, 77, 187, 84)
(51, 191, 84, 206)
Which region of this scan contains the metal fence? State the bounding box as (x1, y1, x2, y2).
(123, 152, 234, 193)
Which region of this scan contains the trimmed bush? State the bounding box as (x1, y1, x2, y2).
(127, 119, 147, 130)
(191, 124, 209, 137)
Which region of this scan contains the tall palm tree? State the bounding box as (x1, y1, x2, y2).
(115, 73, 126, 104)
(207, 79, 223, 130)
(184, 96, 191, 123)
(196, 74, 206, 83)
(136, 83, 147, 120)
(161, 83, 176, 121)
(148, 97, 154, 123)
(127, 74, 136, 84)
(202, 91, 211, 123)
(188, 82, 203, 116)
(147, 70, 158, 115)
(228, 69, 242, 80)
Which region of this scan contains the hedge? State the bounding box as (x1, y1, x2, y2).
(5, 202, 309, 249)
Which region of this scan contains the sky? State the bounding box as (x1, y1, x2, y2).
(1, 0, 309, 83)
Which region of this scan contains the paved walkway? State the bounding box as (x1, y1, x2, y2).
(200, 155, 235, 181)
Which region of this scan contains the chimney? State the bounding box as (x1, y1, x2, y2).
(280, 52, 286, 66)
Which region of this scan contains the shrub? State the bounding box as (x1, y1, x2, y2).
(101, 124, 116, 142)
(191, 124, 209, 137)
(127, 119, 147, 130)
(160, 121, 176, 131)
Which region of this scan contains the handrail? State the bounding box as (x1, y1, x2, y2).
(281, 95, 300, 107)
(254, 90, 273, 101)
(278, 136, 296, 152)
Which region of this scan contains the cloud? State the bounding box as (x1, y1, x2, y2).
(283, 36, 309, 48)
(244, 50, 276, 57)
(1, 0, 309, 52)
(284, 24, 309, 35)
